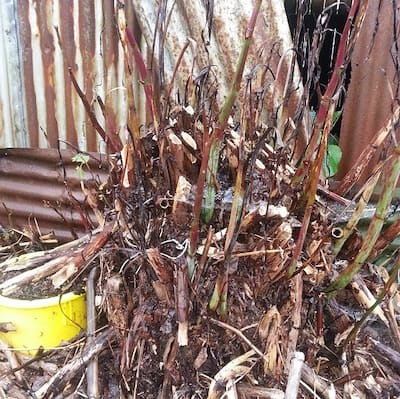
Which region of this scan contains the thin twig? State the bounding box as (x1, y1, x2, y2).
(0, 339, 23, 384)
(34, 328, 115, 399)
(210, 318, 268, 363)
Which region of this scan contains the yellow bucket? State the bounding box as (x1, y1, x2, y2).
(0, 292, 86, 355)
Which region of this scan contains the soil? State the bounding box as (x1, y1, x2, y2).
(0, 261, 86, 300)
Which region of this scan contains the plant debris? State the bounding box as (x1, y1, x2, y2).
(1, 2, 400, 399)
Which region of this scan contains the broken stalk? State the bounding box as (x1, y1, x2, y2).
(342, 251, 400, 348)
(287, 102, 335, 277)
(187, 118, 213, 278)
(116, 7, 146, 184)
(209, 102, 248, 318)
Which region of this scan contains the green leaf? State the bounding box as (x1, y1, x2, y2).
(332, 110, 342, 127)
(72, 153, 90, 164)
(328, 134, 339, 146)
(323, 144, 342, 178)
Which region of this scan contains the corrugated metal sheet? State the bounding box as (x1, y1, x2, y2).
(0, 2, 138, 241)
(0, 148, 109, 242)
(0, 0, 28, 148)
(0, 1, 307, 153)
(338, 1, 400, 185)
(0, 0, 145, 151)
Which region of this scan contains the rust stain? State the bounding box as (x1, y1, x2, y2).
(11, 1, 125, 152)
(0, 148, 109, 242)
(130, 0, 307, 158)
(17, 0, 38, 147)
(8, 0, 305, 154)
(338, 1, 400, 185)
(103, 0, 120, 116)
(38, 0, 58, 147)
(60, 1, 79, 149)
(79, 1, 96, 150)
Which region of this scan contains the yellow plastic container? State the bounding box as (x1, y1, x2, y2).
(0, 292, 86, 355)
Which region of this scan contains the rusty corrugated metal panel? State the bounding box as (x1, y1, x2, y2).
(132, 0, 308, 158)
(1, 1, 306, 155)
(338, 1, 400, 185)
(0, 148, 109, 242)
(1, 1, 140, 152)
(17, 0, 103, 150)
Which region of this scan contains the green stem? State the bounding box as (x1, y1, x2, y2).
(202, 0, 262, 223)
(342, 252, 400, 348)
(333, 172, 381, 257)
(325, 144, 400, 296)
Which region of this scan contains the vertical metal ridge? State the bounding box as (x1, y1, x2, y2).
(338, 1, 400, 186)
(2, 0, 130, 152)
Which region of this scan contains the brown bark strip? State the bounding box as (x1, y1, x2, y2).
(69, 68, 122, 153)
